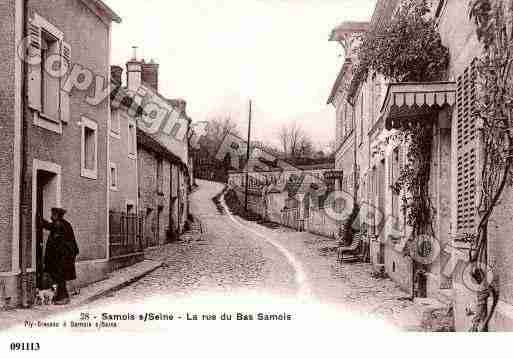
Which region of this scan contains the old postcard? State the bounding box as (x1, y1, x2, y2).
(0, 0, 512, 357)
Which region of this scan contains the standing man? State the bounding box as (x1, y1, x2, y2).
(40, 208, 79, 305)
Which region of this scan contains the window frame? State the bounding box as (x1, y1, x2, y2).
(109, 162, 118, 191)
(80, 116, 98, 180)
(156, 156, 164, 195)
(32, 13, 64, 134)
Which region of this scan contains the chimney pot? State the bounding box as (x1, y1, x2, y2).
(141, 61, 159, 92)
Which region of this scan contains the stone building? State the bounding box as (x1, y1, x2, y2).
(108, 69, 144, 269)
(0, 0, 121, 307)
(331, 0, 513, 330)
(436, 0, 513, 331)
(122, 54, 192, 248)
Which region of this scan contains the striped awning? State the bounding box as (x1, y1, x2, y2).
(381, 82, 456, 129)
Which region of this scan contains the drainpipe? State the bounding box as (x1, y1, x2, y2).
(19, 0, 29, 308)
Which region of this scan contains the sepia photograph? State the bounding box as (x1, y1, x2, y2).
(1, 0, 512, 356)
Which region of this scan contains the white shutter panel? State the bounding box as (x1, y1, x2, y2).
(60, 41, 71, 123)
(27, 19, 42, 111)
(455, 62, 478, 234)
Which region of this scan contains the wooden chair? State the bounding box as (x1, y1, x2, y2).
(337, 232, 363, 263)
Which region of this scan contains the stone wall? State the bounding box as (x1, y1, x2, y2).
(109, 110, 138, 212)
(0, 0, 16, 274)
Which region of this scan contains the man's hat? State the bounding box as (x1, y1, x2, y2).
(51, 207, 67, 216)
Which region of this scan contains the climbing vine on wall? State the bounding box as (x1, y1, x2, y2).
(390, 124, 435, 238)
(356, 0, 449, 240)
(465, 0, 513, 332)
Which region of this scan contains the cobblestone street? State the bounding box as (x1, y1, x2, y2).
(81, 180, 424, 330)
(3, 180, 428, 333)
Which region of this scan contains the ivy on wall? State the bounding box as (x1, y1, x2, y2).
(390, 124, 435, 238)
(465, 0, 513, 332)
(356, 0, 449, 241)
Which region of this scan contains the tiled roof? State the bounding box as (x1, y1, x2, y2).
(81, 0, 122, 23)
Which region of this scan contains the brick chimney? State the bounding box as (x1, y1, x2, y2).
(111, 65, 123, 85)
(126, 46, 142, 91)
(141, 59, 159, 92)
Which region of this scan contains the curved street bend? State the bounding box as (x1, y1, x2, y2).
(79, 180, 423, 330)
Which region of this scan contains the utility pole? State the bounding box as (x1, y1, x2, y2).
(244, 99, 252, 212)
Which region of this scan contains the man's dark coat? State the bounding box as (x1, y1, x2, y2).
(43, 219, 79, 282)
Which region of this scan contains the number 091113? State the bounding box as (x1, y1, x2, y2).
(10, 342, 40, 351)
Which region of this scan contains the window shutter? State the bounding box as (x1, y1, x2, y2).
(455, 62, 478, 234)
(27, 19, 42, 111)
(60, 41, 71, 123)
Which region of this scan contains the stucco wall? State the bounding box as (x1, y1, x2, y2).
(384, 245, 413, 294)
(439, 0, 513, 330)
(21, 0, 111, 270)
(335, 136, 355, 193)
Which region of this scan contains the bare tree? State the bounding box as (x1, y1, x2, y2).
(278, 121, 313, 159)
(207, 116, 240, 142)
(200, 115, 240, 154)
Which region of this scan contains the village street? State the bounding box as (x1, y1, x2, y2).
(74, 180, 425, 331)
(1, 180, 433, 333)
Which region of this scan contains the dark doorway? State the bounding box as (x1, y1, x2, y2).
(36, 170, 57, 289)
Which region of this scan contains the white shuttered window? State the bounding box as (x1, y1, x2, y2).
(27, 14, 70, 132)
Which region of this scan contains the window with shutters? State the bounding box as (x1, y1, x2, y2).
(28, 14, 70, 134)
(81, 117, 98, 179)
(456, 62, 478, 234)
(41, 31, 60, 120)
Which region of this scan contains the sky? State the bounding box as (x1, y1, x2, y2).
(104, 0, 377, 148)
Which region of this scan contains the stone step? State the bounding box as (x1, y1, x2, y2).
(414, 297, 454, 332)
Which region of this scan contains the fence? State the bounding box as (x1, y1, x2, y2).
(109, 211, 144, 259)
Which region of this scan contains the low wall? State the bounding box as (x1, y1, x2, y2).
(384, 243, 413, 294)
(229, 186, 342, 240)
(68, 259, 110, 293)
(305, 208, 338, 239)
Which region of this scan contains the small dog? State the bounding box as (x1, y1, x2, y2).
(35, 285, 57, 306)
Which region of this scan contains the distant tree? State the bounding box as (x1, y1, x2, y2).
(200, 115, 240, 154)
(278, 121, 313, 159)
(326, 140, 336, 157)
